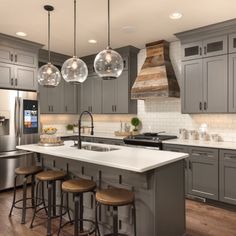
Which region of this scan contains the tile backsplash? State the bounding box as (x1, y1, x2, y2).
(41, 41, 236, 142)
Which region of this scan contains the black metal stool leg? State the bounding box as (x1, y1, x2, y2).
(74, 194, 80, 236)
(41, 181, 48, 215)
(79, 193, 84, 232)
(9, 175, 17, 217)
(52, 181, 56, 216)
(133, 202, 137, 236)
(30, 180, 40, 228)
(47, 181, 53, 236)
(21, 176, 28, 224)
(31, 175, 35, 207)
(57, 191, 64, 236)
(113, 206, 118, 236)
(66, 192, 72, 222)
(95, 201, 101, 236)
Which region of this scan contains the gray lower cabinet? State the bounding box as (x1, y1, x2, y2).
(102, 70, 129, 114)
(219, 149, 236, 205)
(182, 55, 227, 113)
(188, 147, 219, 200)
(0, 62, 37, 90)
(229, 53, 236, 112)
(81, 75, 102, 113)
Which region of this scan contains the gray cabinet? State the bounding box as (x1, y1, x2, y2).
(188, 147, 218, 200)
(182, 55, 227, 113)
(64, 82, 78, 114)
(81, 75, 102, 113)
(182, 41, 203, 61)
(0, 62, 14, 88)
(219, 149, 236, 205)
(0, 45, 13, 63)
(229, 33, 236, 53)
(14, 49, 38, 68)
(229, 53, 236, 112)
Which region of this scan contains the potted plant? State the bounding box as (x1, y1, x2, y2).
(131, 117, 141, 135)
(66, 124, 74, 134)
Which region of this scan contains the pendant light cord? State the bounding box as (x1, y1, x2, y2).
(48, 10, 51, 62)
(74, 0, 77, 56)
(107, 0, 110, 48)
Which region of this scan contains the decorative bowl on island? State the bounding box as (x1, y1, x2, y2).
(43, 127, 57, 135)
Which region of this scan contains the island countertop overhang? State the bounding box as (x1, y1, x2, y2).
(16, 141, 188, 173)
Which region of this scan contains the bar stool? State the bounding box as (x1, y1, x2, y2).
(30, 170, 68, 236)
(9, 165, 43, 224)
(96, 188, 137, 236)
(57, 178, 98, 236)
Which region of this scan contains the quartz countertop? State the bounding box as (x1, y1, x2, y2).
(16, 141, 187, 173)
(163, 139, 236, 150)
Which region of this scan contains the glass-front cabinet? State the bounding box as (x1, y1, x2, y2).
(229, 33, 236, 53)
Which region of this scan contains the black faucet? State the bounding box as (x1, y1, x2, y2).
(78, 110, 94, 149)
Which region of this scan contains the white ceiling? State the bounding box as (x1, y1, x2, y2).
(1, 0, 236, 57)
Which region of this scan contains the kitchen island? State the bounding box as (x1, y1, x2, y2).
(17, 141, 188, 236)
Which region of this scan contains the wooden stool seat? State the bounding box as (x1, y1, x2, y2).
(96, 188, 134, 206)
(36, 170, 67, 181)
(15, 166, 43, 176)
(62, 179, 96, 193)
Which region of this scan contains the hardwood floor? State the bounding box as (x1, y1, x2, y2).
(1, 188, 236, 236)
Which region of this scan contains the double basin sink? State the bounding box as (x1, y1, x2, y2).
(72, 143, 119, 152)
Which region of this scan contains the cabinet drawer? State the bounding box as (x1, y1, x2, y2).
(162, 144, 188, 153)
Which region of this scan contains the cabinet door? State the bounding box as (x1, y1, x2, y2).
(188, 147, 218, 200)
(219, 150, 236, 205)
(229, 53, 236, 112)
(39, 85, 49, 113)
(47, 81, 64, 113)
(229, 33, 236, 54)
(181, 60, 203, 113)
(162, 144, 189, 195)
(116, 71, 129, 113)
(203, 55, 227, 112)
(182, 41, 202, 61)
(92, 76, 102, 114)
(203, 36, 228, 57)
(0, 62, 14, 88)
(64, 81, 77, 114)
(81, 76, 93, 112)
(14, 49, 38, 68)
(0, 46, 14, 63)
(102, 79, 116, 113)
(15, 66, 37, 90)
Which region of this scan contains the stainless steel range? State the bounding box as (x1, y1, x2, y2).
(123, 132, 177, 149)
(0, 89, 39, 190)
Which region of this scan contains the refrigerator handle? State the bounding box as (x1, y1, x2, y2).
(18, 97, 23, 138)
(14, 97, 19, 137)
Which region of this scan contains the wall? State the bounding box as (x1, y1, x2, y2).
(138, 41, 236, 142)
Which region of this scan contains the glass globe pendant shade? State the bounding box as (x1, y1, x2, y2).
(38, 62, 61, 87)
(61, 56, 88, 83)
(94, 48, 124, 80)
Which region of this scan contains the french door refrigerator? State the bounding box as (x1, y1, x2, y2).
(0, 89, 39, 190)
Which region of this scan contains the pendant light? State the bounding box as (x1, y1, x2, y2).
(61, 0, 88, 83)
(94, 0, 124, 80)
(38, 5, 61, 87)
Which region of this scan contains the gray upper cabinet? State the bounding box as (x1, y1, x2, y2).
(182, 41, 203, 61)
(188, 147, 219, 200)
(102, 79, 116, 113)
(219, 149, 236, 205)
(229, 53, 236, 112)
(182, 59, 203, 113)
(0, 34, 42, 91)
(229, 33, 236, 53)
(81, 75, 102, 113)
(64, 82, 78, 114)
(203, 55, 228, 112)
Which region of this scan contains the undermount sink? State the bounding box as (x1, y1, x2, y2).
(72, 143, 119, 152)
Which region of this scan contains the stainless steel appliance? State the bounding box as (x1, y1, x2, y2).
(123, 132, 177, 149)
(0, 89, 39, 190)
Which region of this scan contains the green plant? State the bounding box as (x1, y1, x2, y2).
(66, 124, 74, 131)
(131, 117, 141, 131)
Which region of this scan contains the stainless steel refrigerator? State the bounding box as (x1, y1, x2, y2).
(0, 89, 39, 190)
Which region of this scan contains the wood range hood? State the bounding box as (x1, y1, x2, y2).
(131, 40, 180, 100)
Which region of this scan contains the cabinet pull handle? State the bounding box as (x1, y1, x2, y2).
(112, 105, 114, 112)
(10, 78, 14, 86)
(15, 78, 17, 86)
(204, 46, 207, 55)
(15, 54, 17, 63)
(199, 102, 202, 111)
(199, 47, 202, 56)
(204, 102, 207, 110)
(225, 155, 236, 159)
(192, 152, 214, 158)
(10, 54, 13, 62)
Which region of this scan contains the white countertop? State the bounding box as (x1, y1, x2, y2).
(16, 141, 188, 173)
(163, 139, 236, 150)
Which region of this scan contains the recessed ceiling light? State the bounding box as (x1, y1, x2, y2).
(169, 12, 183, 20)
(88, 39, 97, 44)
(16, 31, 27, 37)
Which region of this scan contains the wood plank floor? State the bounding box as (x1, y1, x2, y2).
(1, 189, 236, 236)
